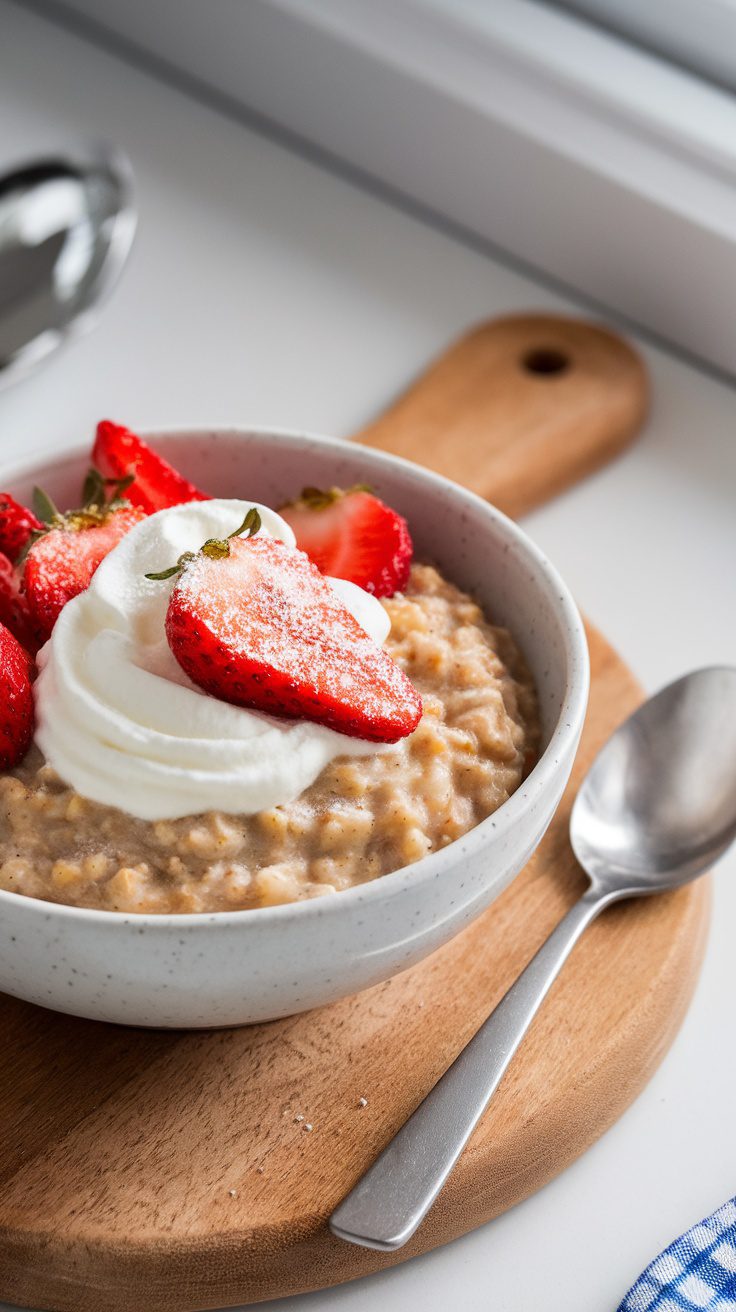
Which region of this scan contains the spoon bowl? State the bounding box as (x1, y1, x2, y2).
(0, 145, 135, 388)
(571, 667, 736, 896)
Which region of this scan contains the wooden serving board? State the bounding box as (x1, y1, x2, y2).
(0, 316, 709, 1312)
(357, 313, 648, 516)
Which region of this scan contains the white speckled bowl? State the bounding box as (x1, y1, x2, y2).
(0, 429, 588, 1028)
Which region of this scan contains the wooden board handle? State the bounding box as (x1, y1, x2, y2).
(357, 314, 649, 517)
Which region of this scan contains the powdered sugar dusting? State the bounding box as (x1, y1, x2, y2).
(172, 538, 421, 740)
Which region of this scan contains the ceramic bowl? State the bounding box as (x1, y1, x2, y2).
(0, 429, 589, 1027)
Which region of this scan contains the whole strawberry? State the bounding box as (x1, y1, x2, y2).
(23, 473, 146, 642)
(148, 510, 422, 743)
(279, 485, 413, 597)
(0, 493, 42, 563)
(0, 556, 41, 656)
(93, 420, 210, 513)
(0, 622, 34, 769)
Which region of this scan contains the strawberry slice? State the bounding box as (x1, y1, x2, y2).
(93, 420, 210, 513)
(0, 622, 34, 768)
(157, 522, 422, 743)
(0, 493, 42, 563)
(24, 504, 145, 642)
(0, 557, 41, 656)
(279, 486, 413, 598)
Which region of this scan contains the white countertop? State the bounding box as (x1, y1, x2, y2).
(2, 5, 735, 1310)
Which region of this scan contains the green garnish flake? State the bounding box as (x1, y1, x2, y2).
(145, 506, 261, 581)
(282, 483, 373, 512)
(32, 486, 62, 526)
(82, 467, 135, 513)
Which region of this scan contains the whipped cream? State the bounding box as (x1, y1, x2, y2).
(34, 499, 391, 821)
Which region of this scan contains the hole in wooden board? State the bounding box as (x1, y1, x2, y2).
(522, 347, 570, 376)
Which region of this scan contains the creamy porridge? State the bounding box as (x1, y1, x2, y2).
(0, 565, 538, 913)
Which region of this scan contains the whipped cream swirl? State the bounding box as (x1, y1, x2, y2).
(34, 499, 391, 820)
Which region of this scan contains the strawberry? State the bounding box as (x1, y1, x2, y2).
(0, 622, 34, 768)
(0, 493, 42, 562)
(149, 511, 422, 743)
(279, 485, 413, 598)
(93, 420, 209, 513)
(0, 556, 41, 656)
(23, 476, 146, 641)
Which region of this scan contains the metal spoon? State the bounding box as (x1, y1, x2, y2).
(0, 144, 135, 389)
(330, 667, 736, 1251)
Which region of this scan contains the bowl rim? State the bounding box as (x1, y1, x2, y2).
(0, 425, 590, 928)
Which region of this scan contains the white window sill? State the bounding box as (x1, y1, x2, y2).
(27, 0, 736, 375)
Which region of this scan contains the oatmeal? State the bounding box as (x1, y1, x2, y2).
(0, 565, 538, 913)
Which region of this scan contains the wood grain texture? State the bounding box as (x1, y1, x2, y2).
(0, 630, 709, 1312)
(358, 315, 649, 517)
(0, 315, 705, 1312)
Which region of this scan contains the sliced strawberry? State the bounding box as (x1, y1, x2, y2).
(0, 622, 34, 768)
(0, 493, 42, 563)
(93, 420, 210, 513)
(279, 486, 413, 598)
(164, 535, 422, 742)
(0, 557, 41, 656)
(24, 505, 145, 641)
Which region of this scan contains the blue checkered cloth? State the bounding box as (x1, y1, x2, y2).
(618, 1197, 736, 1310)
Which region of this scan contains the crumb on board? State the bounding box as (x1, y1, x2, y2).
(294, 1113, 305, 1123)
(304, 1123, 313, 1132)
(358, 1097, 368, 1108)
(228, 1188, 238, 1198)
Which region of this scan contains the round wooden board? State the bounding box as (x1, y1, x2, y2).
(0, 626, 710, 1312)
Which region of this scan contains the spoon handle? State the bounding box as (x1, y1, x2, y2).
(329, 887, 607, 1251)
